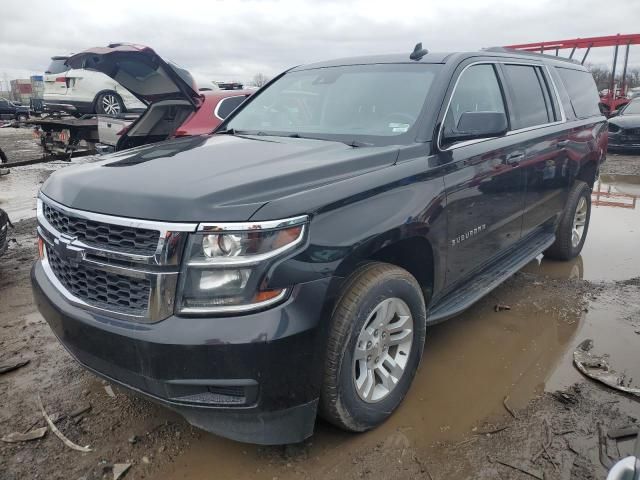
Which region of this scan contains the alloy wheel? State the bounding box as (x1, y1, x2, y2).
(572, 196, 588, 248)
(101, 94, 121, 115)
(352, 297, 414, 403)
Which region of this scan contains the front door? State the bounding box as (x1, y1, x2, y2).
(437, 63, 526, 287)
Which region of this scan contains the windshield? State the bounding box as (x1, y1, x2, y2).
(621, 99, 640, 115)
(224, 63, 441, 145)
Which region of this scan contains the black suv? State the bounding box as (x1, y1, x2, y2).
(0, 97, 30, 121)
(31, 47, 606, 445)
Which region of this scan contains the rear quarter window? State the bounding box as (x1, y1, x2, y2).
(215, 96, 247, 119)
(556, 67, 601, 118)
(45, 58, 69, 75)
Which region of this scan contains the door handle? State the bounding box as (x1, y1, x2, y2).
(504, 152, 524, 165)
(557, 139, 570, 148)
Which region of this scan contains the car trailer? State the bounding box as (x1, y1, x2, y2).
(504, 33, 640, 115)
(25, 114, 100, 159)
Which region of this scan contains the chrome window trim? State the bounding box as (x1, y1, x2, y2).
(197, 215, 309, 233)
(213, 95, 248, 121)
(437, 60, 567, 152)
(178, 288, 289, 315)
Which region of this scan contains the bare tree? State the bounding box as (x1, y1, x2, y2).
(251, 73, 270, 88)
(586, 64, 612, 91)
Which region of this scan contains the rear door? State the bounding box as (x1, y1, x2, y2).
(499, 62, 569, 238)
(439, 62, 526, 287)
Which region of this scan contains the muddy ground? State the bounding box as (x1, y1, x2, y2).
(1, 127, 640, 479)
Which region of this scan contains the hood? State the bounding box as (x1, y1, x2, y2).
(66, 43, 202, 108)
(41, 134, 399, 222)
(609, 114, 640, 129)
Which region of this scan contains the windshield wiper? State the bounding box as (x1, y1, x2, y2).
(286, 133, 372, 148)
(216, 128, 238, 135)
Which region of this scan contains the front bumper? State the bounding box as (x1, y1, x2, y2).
(32, 260, 330, 444)
(607, 134, 640, 150)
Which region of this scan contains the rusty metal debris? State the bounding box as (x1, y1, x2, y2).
(1, 427, 47, 443)
(573, 339, 640, 398)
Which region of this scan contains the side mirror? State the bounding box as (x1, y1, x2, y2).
(443, 111, 508, 144)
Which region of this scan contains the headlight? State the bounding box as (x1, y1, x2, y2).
(608, 123, 621, 133)
(176, 216, 308, 314)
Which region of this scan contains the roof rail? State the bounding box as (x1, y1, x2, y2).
(483, 47, 581, 64)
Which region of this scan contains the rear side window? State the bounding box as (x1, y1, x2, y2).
(45, 58, 69, 74)
(556, 68, 601, 118)
(443, 64, 506, 136)
(503, 64, 554, 129)
(216, 96, 247, 119)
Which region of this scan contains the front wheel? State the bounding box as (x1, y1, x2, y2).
(545, 180, 592, 260)
(320, 262, 427, 432)
(96, 92, 124, 116)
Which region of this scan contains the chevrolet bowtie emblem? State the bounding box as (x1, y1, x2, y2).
(53, 236, 84, 265)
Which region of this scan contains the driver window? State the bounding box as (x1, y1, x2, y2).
(443, 64, 506, 138)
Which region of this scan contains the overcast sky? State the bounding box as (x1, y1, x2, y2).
(1, 0, 639, 84)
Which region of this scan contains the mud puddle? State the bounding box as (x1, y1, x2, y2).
(524, 174, 640, 282)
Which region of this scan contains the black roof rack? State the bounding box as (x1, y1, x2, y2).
(483, 47, 581, 64)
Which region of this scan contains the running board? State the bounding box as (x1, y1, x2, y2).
(427, 233, 556, 324)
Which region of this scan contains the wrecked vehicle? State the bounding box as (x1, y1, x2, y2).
(32, 45, 606, 444)
(0, 97, 30, 122)
(608, 97, 640, 151)
(32, 45, 253, 156)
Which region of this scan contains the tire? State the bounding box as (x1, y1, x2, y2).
(320, 262, 427, 432)
(16, 113, 28, 122)
(544, 180, 591, 261)
(95, 92, 124, 116)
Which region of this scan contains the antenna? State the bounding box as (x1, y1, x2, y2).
(410, 42, 429, 61)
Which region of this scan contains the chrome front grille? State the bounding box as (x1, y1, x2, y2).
(47, 246, 151, 315)
(37, 194, 197, 322)
(43, 202, 160, 255)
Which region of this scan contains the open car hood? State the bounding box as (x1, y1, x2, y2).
(66, 43, 203, 108)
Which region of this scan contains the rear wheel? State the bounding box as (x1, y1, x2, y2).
(544, 181, 591, 260)
(320, 262, 427, 432)
(96, 92, 124, 116)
